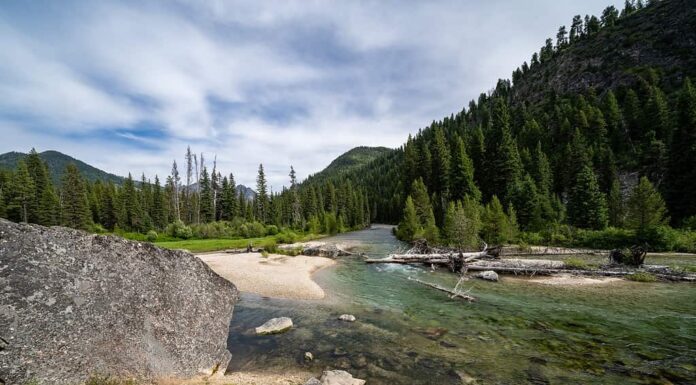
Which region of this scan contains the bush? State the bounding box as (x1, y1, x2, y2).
(167, 220, 193, 239)
(276, 230, 298, 244)
(626, 272, 657, 282)
(239, 222, 266, 238)
(263, 239, 278, 253)
(91, 223, 108, 234)
(145, 230, 158, 242)
(265, 225, 279, 235)
(564, 257, 589, 270)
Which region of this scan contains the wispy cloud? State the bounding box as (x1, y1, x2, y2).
(0, 0, 622, 189)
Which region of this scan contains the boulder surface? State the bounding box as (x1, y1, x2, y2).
(255, 317, 294, 335)
(0, 220, 239, 385)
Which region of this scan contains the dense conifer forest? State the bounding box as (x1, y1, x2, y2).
(299, 0, 696, 251)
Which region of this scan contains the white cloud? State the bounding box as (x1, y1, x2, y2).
(0, 0, 624, 190)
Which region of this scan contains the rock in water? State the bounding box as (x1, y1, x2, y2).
(474, 270, 499, 282)
(0, 220, 239, 385)
(338, 314, 356, 322)
(255, 317, 293, 335)
(319, 370, 366, 385)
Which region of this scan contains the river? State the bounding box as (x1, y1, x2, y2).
(226, 225, 696, 384)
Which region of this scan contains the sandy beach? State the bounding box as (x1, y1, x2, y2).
(198, 252, 335, 300)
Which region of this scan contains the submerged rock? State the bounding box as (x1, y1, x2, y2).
(255, 317, 293, 335)
(338, 314, 357, 322)
(319, 370, 366, 385)
(0, 219, 239, 385)
(474, 270, 499, 282)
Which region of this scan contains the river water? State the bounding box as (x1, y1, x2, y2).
(226, 225, 696, 384)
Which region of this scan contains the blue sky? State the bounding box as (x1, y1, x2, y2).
(0, 0, 621, 189)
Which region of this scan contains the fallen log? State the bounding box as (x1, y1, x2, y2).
(464, 265, 696, 282)
(407, 277, 476, 302)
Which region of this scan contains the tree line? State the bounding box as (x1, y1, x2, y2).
(0, 147, 371, 238)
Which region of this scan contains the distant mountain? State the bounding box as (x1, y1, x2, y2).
(0, 150, 124, 185)
(236, 184, 256, 201)
(313, 146, 393, 178)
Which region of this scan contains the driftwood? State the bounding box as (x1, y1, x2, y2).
(465, 264, 696, 282)
(407, 277, 476, 302)
(609, 245, 647, 266)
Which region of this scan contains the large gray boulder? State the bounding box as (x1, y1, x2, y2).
(0, 220, 239, 385)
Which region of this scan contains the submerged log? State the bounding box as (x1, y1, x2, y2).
(407, 277, 476, 302)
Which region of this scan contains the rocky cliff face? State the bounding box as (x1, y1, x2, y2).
(0, 219, 239, 385)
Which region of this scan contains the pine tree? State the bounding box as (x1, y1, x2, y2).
(289, 166, 303, 229)
(625, 177, 669, 231)
(532, 142, 553, 195)
(61, 164, 91, 230)
(152, 175, 165, 229)
(431, 126, 451, 198)
(410, 178, 433, 226)
(567, 165, 608, 229)
(256, 164, 269, 223)
(117, 173, 145, 232)
(443, 197, 481, 249)
(396, 196, 419, 242)
(608, 179, 624, 227)
(422, 208, 440, 244)
(450, 136, 481, 202)
(667, 78, 696, 224)
(508, 174, 541, 231)
(199, 167, 214, 223)
(171, 160, 181, 222)
(0, 188, 6, 218)
(481, 196, 513, 245)
(10, 160, 35, 223)
(485, 98, 523, 203)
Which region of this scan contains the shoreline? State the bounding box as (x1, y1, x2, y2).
(198, 251, 335, 300)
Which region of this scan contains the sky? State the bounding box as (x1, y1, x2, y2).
(0, 0, 622, 190)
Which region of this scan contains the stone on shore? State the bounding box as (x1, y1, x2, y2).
(304, 351, 314, 362)
(474, 270, 499, 282)
(319, 370, 366, 385)
(255, 317, 294, 335)
(304, 378, 322, 385)
(0, 219, 239, 385)
(338, 314, 357, 322)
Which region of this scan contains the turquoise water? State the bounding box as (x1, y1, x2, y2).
(226, 226, 696, 384)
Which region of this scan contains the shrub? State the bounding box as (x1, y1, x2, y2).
(167, 220, 193, 239)
(91, 223, 108, 234)
(263, 239, 278, 253)
(265, 224, 279, 235)
(626, 272, 657, 282)
(564, 257, 588, 270)
(145, 230, 158, 242)
(276, 230, 298, 244)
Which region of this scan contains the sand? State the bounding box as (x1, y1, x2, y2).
(527, 273, 622, 286)
(198, 252, 335, 300)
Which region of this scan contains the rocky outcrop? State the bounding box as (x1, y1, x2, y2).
(255, 317, 293, 335)
(0, 219, 239, 385)
(338, 314, 356, 322)
(474, 271, 499, 282)
(318, 370, 366, 385)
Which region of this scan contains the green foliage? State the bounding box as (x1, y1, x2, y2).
(627, 272, 657, 282)
(396, 196, 419, 242)
(564, 257, 589, 270)
(625, 177, 668, 231)
(145, 230, 158, 242)
(568, 165, 608, 230)
(61, 163, 92, 230)
(443, 197, 481, 249)
(481, 196, 516, 245)
(167, 220, 193, 239)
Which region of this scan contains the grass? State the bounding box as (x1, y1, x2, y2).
(563, 257, 589, 270)
(153, 233, 323, 253)
(626, 272, 658, 282)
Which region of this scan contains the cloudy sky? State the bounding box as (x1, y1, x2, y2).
(0, 0, 621, 190)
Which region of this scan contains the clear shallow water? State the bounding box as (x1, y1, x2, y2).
(227, 226, 696, 384)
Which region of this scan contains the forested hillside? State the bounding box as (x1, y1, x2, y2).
(0, 150, 123, 185)
(299, 0, 696, 251)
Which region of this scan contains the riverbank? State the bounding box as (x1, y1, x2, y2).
(198, 252, 335, 300)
